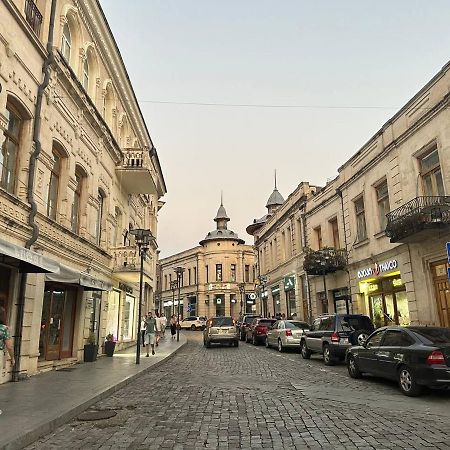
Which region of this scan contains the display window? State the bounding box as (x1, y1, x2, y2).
(106, 290, 121, 341)
(122, 295, 135, 340)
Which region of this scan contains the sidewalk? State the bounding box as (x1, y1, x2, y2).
(0, 334, 187, 450)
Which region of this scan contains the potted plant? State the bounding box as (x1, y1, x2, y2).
(83, 332, 98, 362)
(104, 333, 116, 357)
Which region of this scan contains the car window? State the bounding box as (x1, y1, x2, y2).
(285, 321, 307, 329)
(258, 320, 275, 327)
(319, 317, 334, 331)
(244, 316, 258, 324)
(382, 330, 414, 347)
(410, 328, 450, 344)
(311, 319, 321, 331)
(210, 317, 233, 327)
(341, 316, 373, 331)
(365, 330, 385, 348)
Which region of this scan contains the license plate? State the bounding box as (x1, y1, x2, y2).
(341, 338, 348, 344)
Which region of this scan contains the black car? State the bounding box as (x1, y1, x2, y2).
(346, 326, 450, 396)
(300, 314, 375, 365)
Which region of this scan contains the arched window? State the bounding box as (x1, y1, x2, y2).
(61, 23, 71, 61)
(82, 59, 89, 91)
(1, 104, 22, 193)
(71, 166, 86, 233)
(96, 190, 105, 245)
(47, 149, 63, 220)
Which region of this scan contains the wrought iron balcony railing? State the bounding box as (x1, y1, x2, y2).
(385, 196, 450, 243)
(24, 0, 43, 35)
(303, 247, 347, 276)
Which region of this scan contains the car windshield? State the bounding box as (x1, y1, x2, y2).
(285, 321, 309, 329)
(410, 328, 450, 344)
(258, 320, 276, 327)
(210, 317, 233, 327)
(341, 316, 373, 331)
(244, 316, 259, 324)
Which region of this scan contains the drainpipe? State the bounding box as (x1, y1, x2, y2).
(13, 0, 57, 382)
(336, 187, 353, 314)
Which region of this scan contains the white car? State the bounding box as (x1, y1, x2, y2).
(178, 316, 207, 331)
(266, 320, 310, 352)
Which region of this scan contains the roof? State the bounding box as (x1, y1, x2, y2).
(266, 188, 284, 208)
(215, 204, 230, 221)
(199, 229, 245, 246)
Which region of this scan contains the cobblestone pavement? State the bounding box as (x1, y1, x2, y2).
(26, 332, 450, 450)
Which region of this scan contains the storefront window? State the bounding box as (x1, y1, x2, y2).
(123, 295, 135, 340)
(106, 290, 120, 341)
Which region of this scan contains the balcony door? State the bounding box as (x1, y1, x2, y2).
(432, 261, 450, 327)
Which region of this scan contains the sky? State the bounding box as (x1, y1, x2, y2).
(101, 1, 450, 257)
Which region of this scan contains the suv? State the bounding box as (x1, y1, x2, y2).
(238, 314, 261, 341)
(300, 314, 375, 365)
(178, 316, 207, 331)
(203, 317, 239, 348)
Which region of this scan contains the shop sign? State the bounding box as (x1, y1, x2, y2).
(357, 259, 398, 279)
(247, 293, 257, 300)
(208, 283, 230, 291)
(119, 282, 133, 294)
(271, 285, 280, 295)
(216, 298, 222, 304)
(283, 275, 295, 291)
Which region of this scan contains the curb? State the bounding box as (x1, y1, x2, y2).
(1, 338, 188, 450)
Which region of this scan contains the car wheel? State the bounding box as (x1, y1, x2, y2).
(351, 330, 370, 346)
(190, 324, 196, 331)
(300, 341, 311, 359)
(347, 355, 362, 379)
(323, 344, 335, 366)
(252, 335, 257, 346)
(277, 339, 284, 353)
(398, 366, 423, 397)
(265, 337, 270, 348)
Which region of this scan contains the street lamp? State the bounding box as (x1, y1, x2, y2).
(238, 282, 245, 316)
(170, 280, 178, 317)
(129, 228, 153, 365)
(174, 267, 185, 342)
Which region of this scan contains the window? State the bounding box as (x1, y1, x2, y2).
(169, 274, 172, 284)
(382, 330, 413, 347)
(164, 275, 167, 291)
(1, 105, 22, 193)
(245, 265, 250, 283)
(231, 264, 236, 282)
(286, 226, 292, 257)
(71, 169, 84, 233)
(319, 317, 334, 331)
(366, 330, 385, 348)
(194, 267, 197, 284)
(206, 266, 209, 283)
(354, 196, 367, 241)
(329, 218, 340, 249)
(47, 150, 62, 220)
(61, 23, 71, 61)
(82, 59, 89, 91)
(96, 190, 104, 245)
(314, 226, 322, 249)
(420, 148, 445, 196)
(188, 268, 191, 285)
(216, 264, 222, 282)
(375, 180, 390, 231)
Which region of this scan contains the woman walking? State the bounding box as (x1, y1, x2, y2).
(170, 315, 177, 340)
(0, 307, 14, 373)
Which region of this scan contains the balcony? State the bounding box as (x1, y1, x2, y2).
(24, 0, 43, 36)
(385, 196, 450, 243)
(116, 149, 157, 195)
(303, 247, 347, 276)
(112, 246, 154, 284)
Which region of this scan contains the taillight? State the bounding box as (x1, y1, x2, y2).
(256, 326, 267, 334)
(331, 332, 340, 343)
(285, 329, 292, 337)
(427, 351, 446, 365)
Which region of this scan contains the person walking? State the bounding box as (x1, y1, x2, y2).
(170, 315, 177, 340)
(160, 313, 167, 338)
(155, 311, 161, 347)
(0, 307, 14, 372)
(140, 316, 146, 347)
(144, 312, 156, 356)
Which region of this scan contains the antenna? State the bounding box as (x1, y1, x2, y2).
(274, 169, 277, 189)
(220, 190, 223, 206)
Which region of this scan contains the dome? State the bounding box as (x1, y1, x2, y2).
(266, 187, 284, 208)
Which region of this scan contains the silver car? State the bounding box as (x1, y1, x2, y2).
(266, 320, 310, 352)
(203, 316, 239, 348)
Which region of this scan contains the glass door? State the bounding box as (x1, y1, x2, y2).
(215, 296, 225, 316)
(370, 295, 384, 328)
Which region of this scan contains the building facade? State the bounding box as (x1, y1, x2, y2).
(0, 0, 166, 383)
(158, 203, 256, 320)
(249, 63, 450, 327)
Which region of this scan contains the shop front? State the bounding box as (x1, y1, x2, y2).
(283, 275, 296, 318)
(271, 285, 281, 316)
(245, 293, 256, 314)
(215, 295, 225, 316)
(357, 259, 410, 328)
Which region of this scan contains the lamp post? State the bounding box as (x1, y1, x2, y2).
(238, 283, 245, 316)
(174, 267, 185, 342)
(129, 228, 153, 365)
(170, 280, 178, 317)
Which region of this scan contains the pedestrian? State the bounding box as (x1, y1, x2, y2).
(160, 313, 167, 338)
(281, 313, 286, 320)
(155, 311, 161, 346)
(0, 307, 14, 372)
(144, 311, 156, 356)
(140, 316, 146, 347)
(170, 315, 177, 340)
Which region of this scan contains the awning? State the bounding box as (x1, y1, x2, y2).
(0, 238, 59, 273)
(45, 263, 112, 291)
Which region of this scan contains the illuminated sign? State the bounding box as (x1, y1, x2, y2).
(392, 278, 403, 287)
(357, 260, 398, 279)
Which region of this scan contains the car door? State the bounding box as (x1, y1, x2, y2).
(267, 321, 279, 345)
(306, 318, 322, 351)
(356, 329, 386, 374)
(375, 330, 414, 380)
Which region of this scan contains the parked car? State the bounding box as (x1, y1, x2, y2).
(203, 316, 239, 348)
(245, 318, 277, 345)
(346, 326, 450, 396)
(238, 314, 261, 341)
(300, 314, 375, 365)
(178, 316, 207, 331)
(266, 320, 310, 352)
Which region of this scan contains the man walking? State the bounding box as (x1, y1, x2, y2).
(155, 311, 161, 346)
(144, 312, 156, 356)
(160, 313, 167, 338)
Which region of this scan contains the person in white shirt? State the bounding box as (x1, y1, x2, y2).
(160, 313, 167, 337)
(155, 311, 162, 346)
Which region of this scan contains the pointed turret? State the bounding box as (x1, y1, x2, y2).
(265, 170, 284, 214)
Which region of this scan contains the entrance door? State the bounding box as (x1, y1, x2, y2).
(432, 261, 450, 327)
(215, 296, 225, 316)
(39, 287, 76, 361)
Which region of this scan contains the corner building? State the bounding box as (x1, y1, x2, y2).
(158, 203, 256, 319)
(0, 0, 166, 383)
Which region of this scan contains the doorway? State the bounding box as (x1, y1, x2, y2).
(369, 290, 410, 328)
(432, 261, 450, 327)
(39, 285, 77, 361)
(215, 296, 225, 316)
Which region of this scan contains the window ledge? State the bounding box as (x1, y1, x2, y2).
(353, 238, 369, 249)
(373, 230, 387, 240)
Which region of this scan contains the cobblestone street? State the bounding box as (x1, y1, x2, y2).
(26, 333, 450, 450)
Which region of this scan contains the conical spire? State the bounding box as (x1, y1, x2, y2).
(266, 170, 284, 210)
(215, 192, 230, 223)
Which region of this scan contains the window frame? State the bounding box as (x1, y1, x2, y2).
(61, 22, 71, 62)
(375, 180, 390, 231)
(354, 195, 368, 242)
(419, 147, 445, 196)
(329, 217, 340, 249)
(82, 58, 89, 92)
(314, 226, 322, 250)
(230, 264, 236, 282)
(215, 264, 222, 282)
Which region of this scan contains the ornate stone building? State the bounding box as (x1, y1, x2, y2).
(158, 202, 256, 320)
(0, 0, 166, 383)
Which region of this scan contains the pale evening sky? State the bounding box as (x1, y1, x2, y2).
(101, 1, 450, 257)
